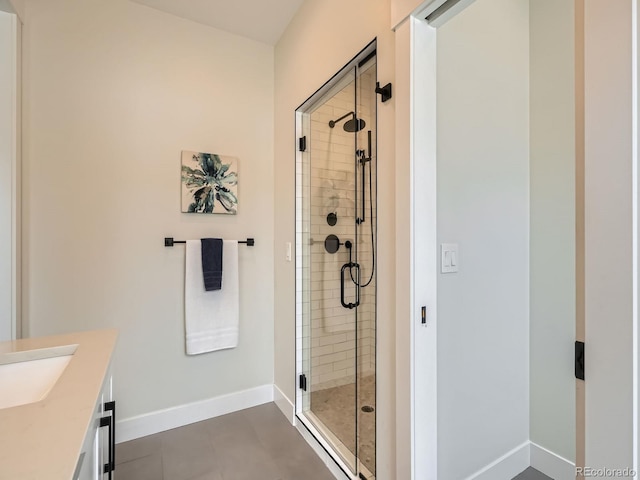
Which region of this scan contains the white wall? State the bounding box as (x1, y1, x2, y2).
(529, 0, 575, 464)
(274, 0, 396, 476)
(22, 0, 275, 421)
(435, 0, 530, 477)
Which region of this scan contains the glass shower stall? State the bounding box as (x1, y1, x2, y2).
(295, 43, 378, 480)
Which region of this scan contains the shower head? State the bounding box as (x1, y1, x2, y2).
(329, 112, 366, 133)
(343, 117, 366, 133)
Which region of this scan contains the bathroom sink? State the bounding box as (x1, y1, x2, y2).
(0, 344, 77, 409)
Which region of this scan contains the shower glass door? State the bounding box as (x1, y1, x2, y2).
(296, 46, 377, 480)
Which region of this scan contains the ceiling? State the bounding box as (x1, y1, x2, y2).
(129, 0, 305, 45)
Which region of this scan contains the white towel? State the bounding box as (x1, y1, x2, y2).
(185, 239, 239, 355)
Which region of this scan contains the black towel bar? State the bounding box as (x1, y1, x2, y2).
(164, 237, 255, 247)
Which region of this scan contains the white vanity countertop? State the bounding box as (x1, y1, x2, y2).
(0, 329, 118, 480)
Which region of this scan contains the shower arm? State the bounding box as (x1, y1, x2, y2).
(329, 111, 355, 128)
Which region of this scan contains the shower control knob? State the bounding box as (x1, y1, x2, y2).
(325, 235, 341, 254)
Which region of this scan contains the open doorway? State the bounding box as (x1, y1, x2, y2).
(401, 0, 578, 478)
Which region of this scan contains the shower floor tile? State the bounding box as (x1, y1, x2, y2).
(311, 374, 376, 475)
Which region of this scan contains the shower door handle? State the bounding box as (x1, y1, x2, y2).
(340, 262, 360, 310)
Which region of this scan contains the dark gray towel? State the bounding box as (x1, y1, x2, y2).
(201, 238, 223, 291)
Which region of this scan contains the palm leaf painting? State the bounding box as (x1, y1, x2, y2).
(181, 151, 238, 214)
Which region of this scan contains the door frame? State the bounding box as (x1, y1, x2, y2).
(293, 41, 379, 480)
(0, 7, 20, 342)
(582, 0, 637, 474)
(394, 13, 438, 480)
(398, 0, 640, 478)
(631, 0, 639, 474)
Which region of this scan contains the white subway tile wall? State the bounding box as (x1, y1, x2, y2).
(303, 70, 377, 392)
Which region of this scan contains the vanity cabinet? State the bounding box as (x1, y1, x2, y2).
(75, 368, 115, 480)
(0, 329, 118, 479)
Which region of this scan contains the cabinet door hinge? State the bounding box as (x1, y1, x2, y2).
(299, 374, 307, 391)
(299, 136, 307, 152)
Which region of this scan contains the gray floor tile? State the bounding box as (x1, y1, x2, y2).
(243, 404, 305, 458)
(115, 452, 164, 480)
(115, 403, 334, 480)
(209, 430, 283, 480)
(513, 467, 554, 480)
(273, 446, 336, 480)
(161, 422, 219, 480)
(203, 409, 285, 479)
(116, 431, 163, 465)
(203, 408, 258, 443)
(242, 402, 289, 430)
(115, 403, 557, 480)
(185, 471, 224, 480)
(245, 404, 335, 480)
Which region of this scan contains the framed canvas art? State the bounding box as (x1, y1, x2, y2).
(181, 151, 238, 214)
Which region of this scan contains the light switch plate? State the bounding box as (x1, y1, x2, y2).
(441, 243, 459, 273)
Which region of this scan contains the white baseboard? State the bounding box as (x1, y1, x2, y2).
(273, 384, 295, 425)
(116, 384, 274, 443)
(530, 442, 575, 480)
(464, 441, 575, 480)
(465, 441, 531, 480)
